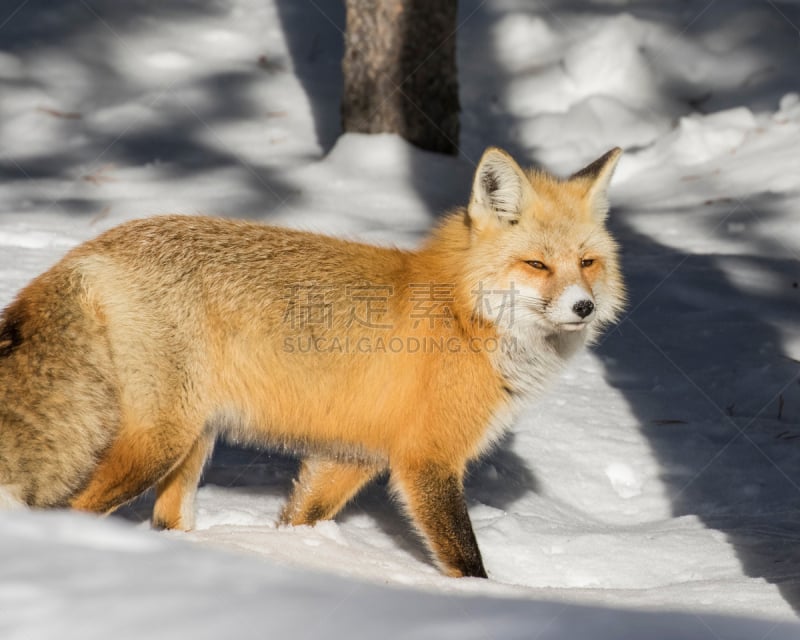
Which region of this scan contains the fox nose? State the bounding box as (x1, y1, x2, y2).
(572, 299, 594, 319)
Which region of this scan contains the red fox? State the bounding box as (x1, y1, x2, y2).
(0, 147, 624, 578)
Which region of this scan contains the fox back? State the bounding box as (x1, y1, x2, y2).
(0, 147, 624, 577)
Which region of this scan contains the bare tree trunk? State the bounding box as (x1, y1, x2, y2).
(341, 0, 460, 155)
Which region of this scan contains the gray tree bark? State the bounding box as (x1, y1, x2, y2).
(341, 0, 460, 155)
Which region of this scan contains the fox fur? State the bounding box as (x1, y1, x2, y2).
(0, 147, 624, 578)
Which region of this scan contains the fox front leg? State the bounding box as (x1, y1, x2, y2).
(392, 464, 487, 578)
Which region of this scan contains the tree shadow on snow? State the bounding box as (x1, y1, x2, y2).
(604, 197, 800, 612)
(274, 0, 345, 153)
(0, 0, 300, 220)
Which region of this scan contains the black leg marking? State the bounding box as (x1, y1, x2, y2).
(399, 466, 487, 578)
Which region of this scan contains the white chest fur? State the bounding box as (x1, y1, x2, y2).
(479, 325, 589, 452)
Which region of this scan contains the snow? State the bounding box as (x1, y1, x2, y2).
(1, 0, 800, 635)
(5, 512, 799, 640)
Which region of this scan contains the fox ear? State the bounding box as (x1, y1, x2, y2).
(571, 147, 622, 220)
(469, 147, 534, 228)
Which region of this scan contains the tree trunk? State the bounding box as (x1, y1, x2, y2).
(341, 0, 460, 155)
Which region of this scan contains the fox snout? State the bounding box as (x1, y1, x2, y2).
(550, 284, 596, 329)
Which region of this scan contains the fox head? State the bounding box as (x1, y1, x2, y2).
(461, 147, 625, 342)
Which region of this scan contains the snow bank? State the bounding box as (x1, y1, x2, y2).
(2, 510, 797, 640)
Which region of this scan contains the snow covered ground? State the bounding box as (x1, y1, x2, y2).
(1, 0, 800, 635)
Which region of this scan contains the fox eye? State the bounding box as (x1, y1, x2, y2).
(581, 258, 595, 268)
(525, 260, 548, 271)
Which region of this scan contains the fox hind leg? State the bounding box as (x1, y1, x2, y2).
(70, 416, 200, 516)
(152, 430, 215, 531)
(279, 457, 381, 526)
